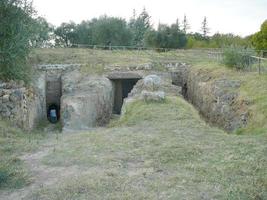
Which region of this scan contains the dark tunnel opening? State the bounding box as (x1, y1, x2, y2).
(46, 75, 62, 123)
(111, 78, 140, 114)
(171, 79, 188, 100)
(182, 83, 188, 100)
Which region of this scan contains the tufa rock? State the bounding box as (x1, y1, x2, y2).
(0, 90, 4, 97)
(143, 75, 161, 91)
(61, 72, 114, 131)
(9, 90, 22, 102)
(141, 90, 165, 102)
(2, 94, 10, 103)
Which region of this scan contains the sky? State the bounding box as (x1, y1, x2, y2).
(33, 0, 267, 37)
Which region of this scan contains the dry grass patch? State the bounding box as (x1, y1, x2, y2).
(27, 97, 267, 200)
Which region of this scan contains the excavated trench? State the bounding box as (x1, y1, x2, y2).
(33, 64, 248, 132)
(170, 67, 248, 132)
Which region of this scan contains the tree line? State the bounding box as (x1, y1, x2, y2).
(33, 9, 263, 50)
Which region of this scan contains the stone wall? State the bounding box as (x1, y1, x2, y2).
(0, 79, 45, 130)
(169, 64, 249, 132)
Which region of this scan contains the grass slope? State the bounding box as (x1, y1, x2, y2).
(0, 121, 45, 189)
(27, 97, 267, 199)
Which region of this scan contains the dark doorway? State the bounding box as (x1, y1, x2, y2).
(46, 75, 62, 123)
(182, 83, 188, 100)
(112, 79, 140, 114)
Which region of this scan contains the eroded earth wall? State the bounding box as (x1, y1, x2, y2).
(170, 65, 248, 132)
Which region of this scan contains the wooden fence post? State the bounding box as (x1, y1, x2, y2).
(258, 51, 261, 75)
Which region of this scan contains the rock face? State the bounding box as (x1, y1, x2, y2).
(169, 63, 189, 87)
(129, 74, 181, 98)
(170, 65, 249, 132)
(143, 75, 161, 91)
(120, 73, 183, 117)
(141, 90, 165, 102)
(61, 71, 114, 131)
(107, 71, 142, 80)
(128, 75, 166, 101)
(0, 77, 46, 130)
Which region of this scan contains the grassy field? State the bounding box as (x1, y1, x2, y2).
(0, 48, 266, 199)
(0, 94, 266, 199)
(29, 48, 267, 70)
(0, 121, 46, 189)
(10, 97, 266, 199)
(29, 48, 215, 70)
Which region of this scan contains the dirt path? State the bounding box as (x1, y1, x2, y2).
(0, 127, 80, 200)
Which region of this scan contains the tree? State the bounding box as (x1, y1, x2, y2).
(54, 16, 133, 47)
(201, 16, 210, 38)
(54, 22, 77, 47)
(172, 18, 180, 32)
(32, 17, 54, 47)
(222, 47, 255, 70)
(252, 20, 267, 55)
(0, 0, 37, 82)
(211, 33, 250, 48)
(182, 15, 190, 34)
(129, 8, 152, 46)
(145, 23, 187, 49)
(89, 16, 133, 46)
(186, 33, 207, 48)
(74, 20, 92, 45)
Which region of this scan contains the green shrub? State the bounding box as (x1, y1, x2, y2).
(252, 20, 267, 51)
(0, 0, 36, 83)
(222, 47, 255, 70)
